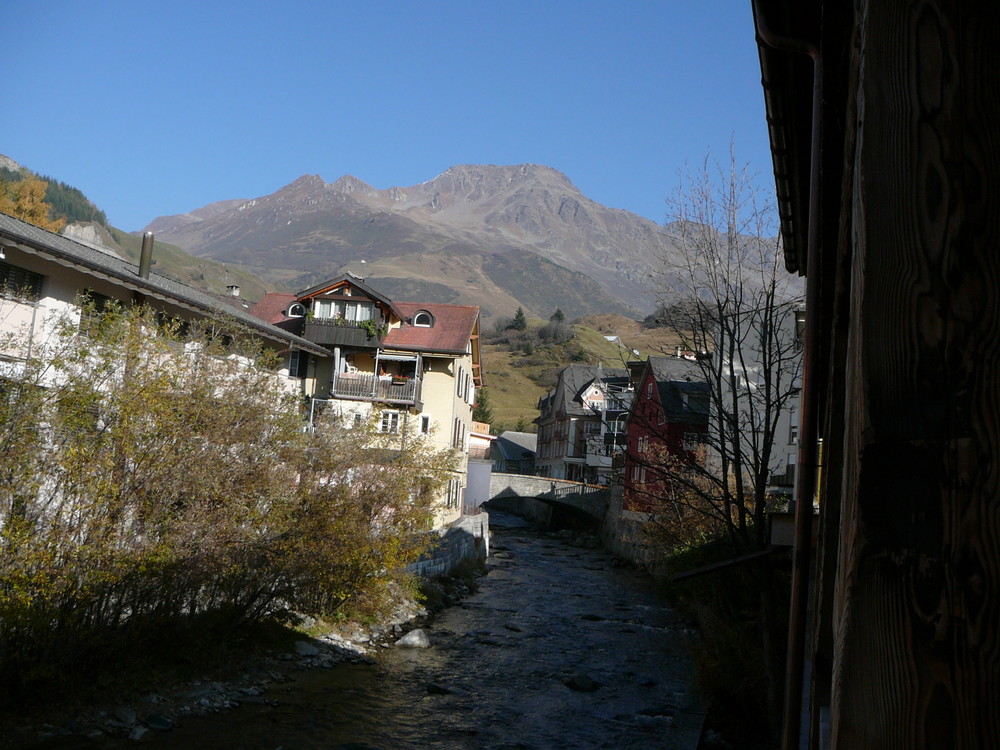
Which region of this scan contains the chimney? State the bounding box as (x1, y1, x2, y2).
(138, 231, 154, 279)
(227, 284, 241, 298)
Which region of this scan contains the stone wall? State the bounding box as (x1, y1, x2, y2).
(600, 482, 669, 573)
(407, 513, 490, 578)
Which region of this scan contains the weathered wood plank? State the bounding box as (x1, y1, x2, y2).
(830, 1, 1000, 747)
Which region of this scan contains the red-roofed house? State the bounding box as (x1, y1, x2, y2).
(250, 274, 483, 528)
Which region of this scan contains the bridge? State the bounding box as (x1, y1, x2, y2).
(486, 472, 609, 525)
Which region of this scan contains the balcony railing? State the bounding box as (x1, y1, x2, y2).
(332, 372, 422, 406)
(303, 319, 385, 348)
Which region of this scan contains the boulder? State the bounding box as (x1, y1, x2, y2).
(395, 629, 431, 648)
(294, 640, 321, 657)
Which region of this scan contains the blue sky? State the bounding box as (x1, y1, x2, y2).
(4, 1, 770, 232)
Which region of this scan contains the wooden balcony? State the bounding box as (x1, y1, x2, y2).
(332, 372, 422, 408)
(303, 319, 384, 349)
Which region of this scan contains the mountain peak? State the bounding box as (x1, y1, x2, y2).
(425, 163, 577, 193)
(330, 175, 377, 197)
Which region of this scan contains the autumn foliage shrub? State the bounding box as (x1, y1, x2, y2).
(0, 302, 455, 700)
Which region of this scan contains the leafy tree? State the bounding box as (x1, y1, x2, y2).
(0, 176, 65, 232)
(0, 301, 454, 699)
(510, 307, 527, 331)
(472, 386, 494, 424)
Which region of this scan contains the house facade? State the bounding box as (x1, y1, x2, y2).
(0, 214, 326, 390)
(491, 430, 537, 475)
(623, 356, 711, 511)
(535, 364, 633, 485)
(251, 274, 483, 528)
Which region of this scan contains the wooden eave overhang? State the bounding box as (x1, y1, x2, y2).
(752, 0, 822, 276)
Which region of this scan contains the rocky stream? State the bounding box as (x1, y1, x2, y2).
(15, 512, 703, 749)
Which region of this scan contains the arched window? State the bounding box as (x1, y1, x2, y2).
(287, 303, 306, 318)
(413, 310, 434, 327)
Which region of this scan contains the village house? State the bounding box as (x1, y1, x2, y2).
(491, 430, 537, 476)
(0, 214, 327, 389)
(623, 355, 711, 511)
(250, 274, 483, 528)
(534, 363, 633, 485)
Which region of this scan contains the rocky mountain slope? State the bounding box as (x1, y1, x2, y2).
(143, 165, 681, 320)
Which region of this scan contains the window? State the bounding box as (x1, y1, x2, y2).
(413, 310, 434, 327)
(683, 432, 699, 451)
(287, 303, 306, 318)
(380, 411, 400, 433)
(0, 261, 44, 302)
(289, 350, 308, 378)
(420, 415, 431, 435)
(79, 290, 113, 335)
(638, 435, 649, 453)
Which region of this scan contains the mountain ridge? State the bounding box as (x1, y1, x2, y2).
(142, 164, 680, 320)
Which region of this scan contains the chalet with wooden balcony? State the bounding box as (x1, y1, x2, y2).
(251, 275, 483, 528)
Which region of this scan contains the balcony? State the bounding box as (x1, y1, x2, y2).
(303, 319, 385, 349)
(332, 372, 422, 408)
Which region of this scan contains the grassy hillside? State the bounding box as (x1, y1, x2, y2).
(482, 314, 683, 432)
(108, 228, 273, 302)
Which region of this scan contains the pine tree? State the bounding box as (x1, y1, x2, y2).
(511, 307, 527, 331)
(472, 386, 494, 424)
(550, 308, 565, 323)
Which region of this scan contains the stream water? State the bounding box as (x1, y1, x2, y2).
(55, 512, 702, 749)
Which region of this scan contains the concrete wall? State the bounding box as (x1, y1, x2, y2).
(407, 512, 490, 578)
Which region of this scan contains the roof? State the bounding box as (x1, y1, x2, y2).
(752, 1, 822, 275)
(494, 431, 538, 461)
(0, 213, 329, 357)
(295, 274, 405, 322)
(250, 292, 298, 325)
(642, 356, 710, 423)
(384, 301, 480, 355)
(542, 364, 630, 417)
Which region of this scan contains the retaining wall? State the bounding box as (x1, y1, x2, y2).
(407, 513, 490, 578)
(600, 482, 670, 573)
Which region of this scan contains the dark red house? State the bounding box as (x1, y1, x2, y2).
(623, 356, 710, 512)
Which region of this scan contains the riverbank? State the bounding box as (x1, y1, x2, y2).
(7, 569, 482, 748)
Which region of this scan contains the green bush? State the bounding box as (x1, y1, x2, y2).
(0, 302, 454, 704)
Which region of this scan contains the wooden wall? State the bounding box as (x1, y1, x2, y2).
(820, 1, 1000, 747)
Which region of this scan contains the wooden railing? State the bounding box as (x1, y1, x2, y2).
(332, 372, 421, 405)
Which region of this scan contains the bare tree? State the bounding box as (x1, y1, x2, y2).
(640, 148, 803, 550)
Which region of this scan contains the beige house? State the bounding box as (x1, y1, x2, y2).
(251, 275, 483, 528)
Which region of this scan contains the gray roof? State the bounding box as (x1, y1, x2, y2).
(0, 213, 329, 356)
(644, 356, 710, 422)
(494, 431, 537, 461)
(541, 363, 630, 417)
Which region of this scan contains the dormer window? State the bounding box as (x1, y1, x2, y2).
(413, 310, 434, 327)
(287, 303, 306, 318)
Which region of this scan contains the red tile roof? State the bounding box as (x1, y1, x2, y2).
(250, 293, 297, 324)
(384, 302, 479, 354)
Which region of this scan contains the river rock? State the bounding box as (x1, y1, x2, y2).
(145, 714, 174, 731)
(113, 706, 137, 726)
(563, 673, 602, 692)
(129, 725, 149, 740)
(294, 640, 321, 656)
(395, 629, 431, 648)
